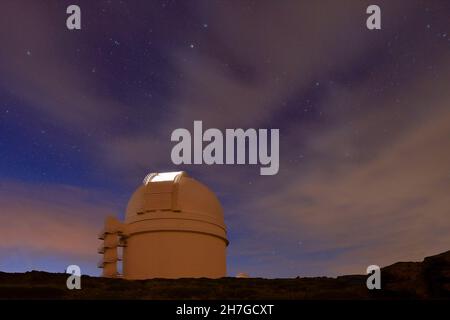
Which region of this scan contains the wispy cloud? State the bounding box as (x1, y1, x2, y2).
(0, 180, 121, 274)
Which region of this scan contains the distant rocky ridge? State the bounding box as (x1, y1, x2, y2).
(1, 250, 449, 299)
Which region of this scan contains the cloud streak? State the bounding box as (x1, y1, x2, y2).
(0, 180, 121, 274)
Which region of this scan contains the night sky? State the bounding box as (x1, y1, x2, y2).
(0, 1, 449, 278)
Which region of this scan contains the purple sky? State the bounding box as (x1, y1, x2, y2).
(0, 0, 449, 278)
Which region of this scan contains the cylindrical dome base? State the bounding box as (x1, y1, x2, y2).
(123, 231, 227, 279)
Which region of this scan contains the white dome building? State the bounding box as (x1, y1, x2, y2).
(98, 171, 228, 279)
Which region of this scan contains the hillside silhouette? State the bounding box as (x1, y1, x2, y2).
(1, 250, 449, 299)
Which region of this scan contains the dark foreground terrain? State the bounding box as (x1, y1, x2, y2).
(1, 251, 449, 299)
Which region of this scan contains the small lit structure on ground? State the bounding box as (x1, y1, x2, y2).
(98, 171, 228, 279)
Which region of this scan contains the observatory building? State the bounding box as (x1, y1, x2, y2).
(98, 171, 228, 279)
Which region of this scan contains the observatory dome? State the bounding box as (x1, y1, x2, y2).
(98, 171, 228, 279)
(125, 171, 225, 227)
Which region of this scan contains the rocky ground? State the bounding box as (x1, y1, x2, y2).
(1, 250, 449, 299)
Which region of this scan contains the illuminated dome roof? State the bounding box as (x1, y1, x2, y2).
(125, 171, 225, 226)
